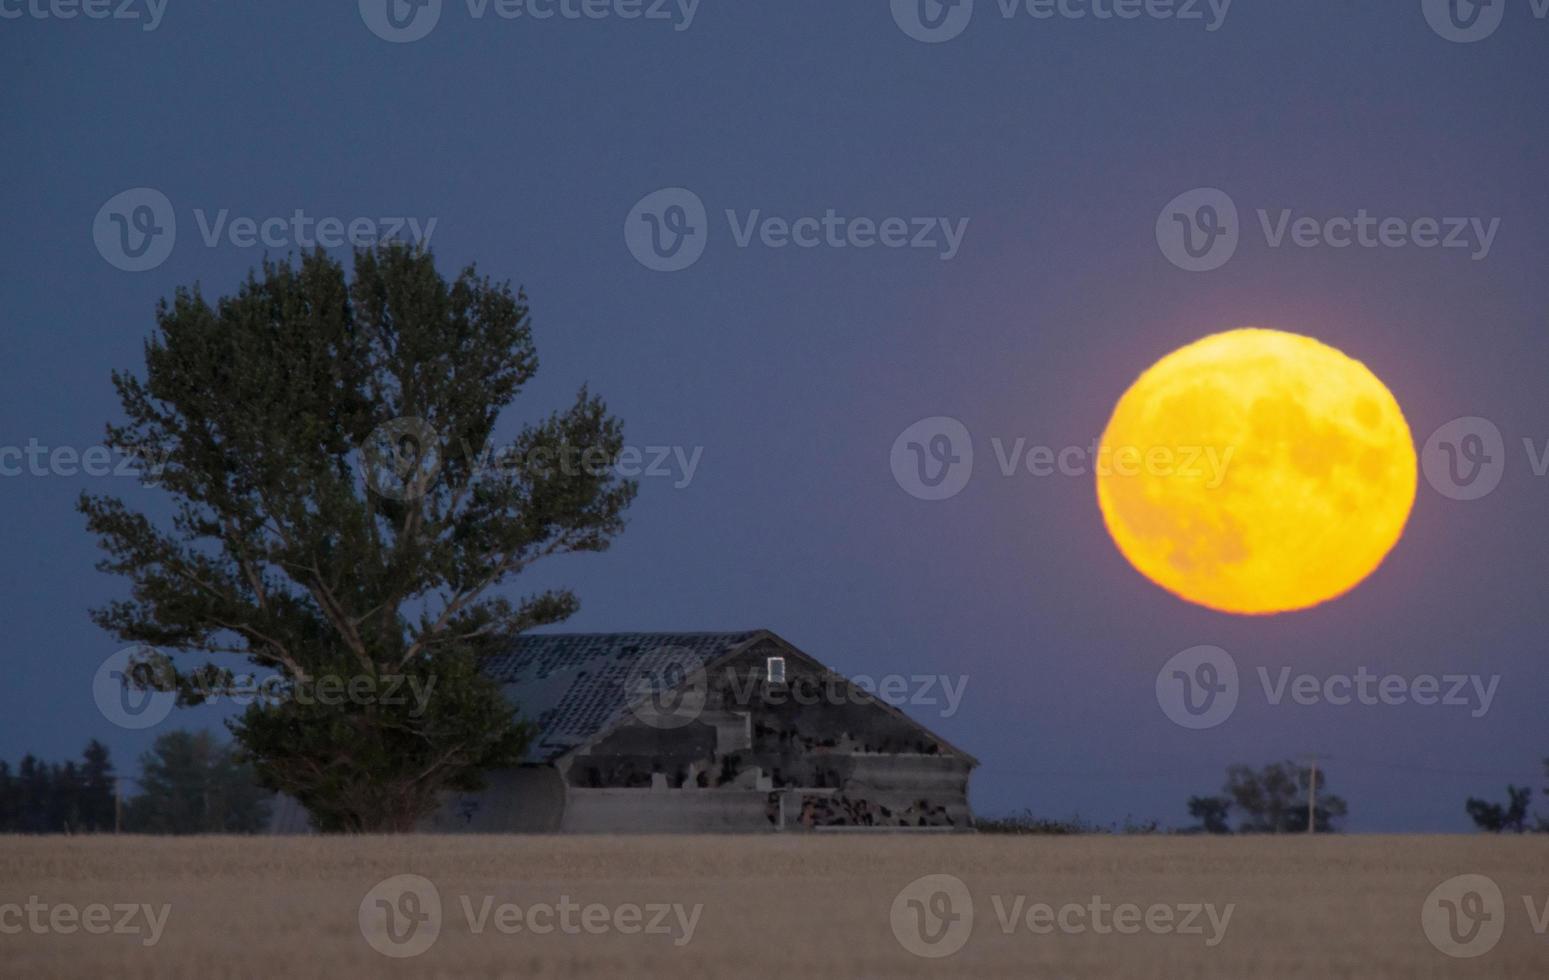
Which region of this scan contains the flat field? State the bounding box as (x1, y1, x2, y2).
(1, 834, 1545, 978)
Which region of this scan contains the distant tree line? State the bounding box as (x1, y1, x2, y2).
(978, 760, 1349, 835)
(1186, 760, 1347, 834)
(0, 731, 270, 834)
(0, 740, 116, 833)
(976, 812, 1163, 835)
(975, 761, 1343, 834)
(1465, 758, 1549, 834)
(982, 756, 1549, 835)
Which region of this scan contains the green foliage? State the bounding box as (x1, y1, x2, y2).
(1218, 761, 1347, 833)
(238, 655, 527, 832)
(80, 245, 636, 831)
(1186, 794, 1232, 834)
(1465, 785, 1533, 833)
(124, 730, 270, 834)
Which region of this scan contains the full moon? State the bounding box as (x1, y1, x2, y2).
(1095, 328, 1416, 615)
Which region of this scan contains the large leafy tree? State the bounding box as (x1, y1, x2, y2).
(1223, 761, 1347, 833)
(1189, 761, 1348, 834)
(81, 245, 636, 831)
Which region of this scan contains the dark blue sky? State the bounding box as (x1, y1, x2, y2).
(3, 2, 1547, 831)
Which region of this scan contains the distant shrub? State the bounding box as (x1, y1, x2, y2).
(976, 810, 1164, 835)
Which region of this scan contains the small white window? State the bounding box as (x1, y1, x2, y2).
(766, 656, 786, 684)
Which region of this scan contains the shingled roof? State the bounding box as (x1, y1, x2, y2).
(482, 631, 763, 763)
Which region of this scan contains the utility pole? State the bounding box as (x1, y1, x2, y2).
(1306, 756, 1319, 835)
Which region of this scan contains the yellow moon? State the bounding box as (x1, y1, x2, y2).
(1096, 328, 1416, 615)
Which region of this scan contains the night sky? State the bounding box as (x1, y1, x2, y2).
(3, 1, 1547, 831)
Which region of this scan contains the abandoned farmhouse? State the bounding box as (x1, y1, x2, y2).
(269, 630, 977, 833)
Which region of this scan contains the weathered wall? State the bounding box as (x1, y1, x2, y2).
(563, 719, 719, 789)
(266, 793, 314, 834)
(561, 788, 774, 833)
(424, 766, 567, 833)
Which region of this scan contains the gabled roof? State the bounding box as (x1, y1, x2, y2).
(482, 629, 978, 767)
(483, 631, 762, 763)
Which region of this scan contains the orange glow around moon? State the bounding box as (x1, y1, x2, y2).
(1096, 328, 1417, 615)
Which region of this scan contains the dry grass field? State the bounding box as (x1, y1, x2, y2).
(2, 834, 1546, 978)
